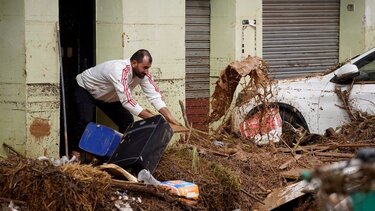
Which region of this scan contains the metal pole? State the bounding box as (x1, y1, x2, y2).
(56, 22, 69, 158)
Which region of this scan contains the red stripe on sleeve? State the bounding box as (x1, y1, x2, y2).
(146, 73, 161, 93)
(121, 65, 137, 107)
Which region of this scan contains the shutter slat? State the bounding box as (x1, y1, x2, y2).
(186, 0, 210, 99)
(263, 0, 339, 78)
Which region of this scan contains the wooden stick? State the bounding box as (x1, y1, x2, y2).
(110, 179, 192, 207)
(186, 123, 193, 144)
(313, 152, 354, 158)
(192, 128, 209, 136)
(0, 197, 26, 205)
(279, 154, 302, 170)
(184, 144, 229, 157)
(325, 143, 375, 149)
(279, 137, 295, 156)
(319, 158, 349, 163)
(241, 188, 265, 205)
(179, 100, 190, 128)
(255, 183, 268, 193)
(3, 143, 24, 158)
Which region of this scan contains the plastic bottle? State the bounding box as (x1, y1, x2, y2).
(137, 169, 161, 186)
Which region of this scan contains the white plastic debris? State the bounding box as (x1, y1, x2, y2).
(114, 200, 133, 211)
(137, 169, 161, 186)
(212, 140, 225, 147)
(37, 155, 76, 166)
(7, 201, 20, 211)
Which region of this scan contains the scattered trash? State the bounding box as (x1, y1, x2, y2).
(160, 180, 199, 201)
(37, 155, 76, 166)
(7, 201, 20, 211)
(212, 140, 225, 147)
(137, 169, 161, 185)
(114, 200, 133, 211)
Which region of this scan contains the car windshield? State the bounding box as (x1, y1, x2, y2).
(355, 51, 375, 80)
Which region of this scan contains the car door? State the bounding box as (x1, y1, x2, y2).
(318, 51, 375, 133)
(317, 74, 351, 134)
(350, 51, 375, 115)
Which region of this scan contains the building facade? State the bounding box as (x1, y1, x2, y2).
(0, 0, 374, 158)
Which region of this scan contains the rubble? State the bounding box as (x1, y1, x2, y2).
(0, 155, 113, 211)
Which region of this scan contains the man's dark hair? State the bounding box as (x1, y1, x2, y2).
(130, 49, 152, 63)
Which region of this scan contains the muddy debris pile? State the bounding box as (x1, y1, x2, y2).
(0, 155, 113, 211)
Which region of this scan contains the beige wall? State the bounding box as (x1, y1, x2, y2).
(0, 0, 27, 157)
(24, 0, 60, 158)
(96, 0, 124, 126)
(209, 0, 262, 129)
(0, 0, 60, 158)
(122, 0, 185, 123)
(340, 0, 375, 60)
(364, 0, 375, 51)
(96, 0, 186, 139)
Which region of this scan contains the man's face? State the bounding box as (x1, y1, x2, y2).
(132, 56, 151, 79)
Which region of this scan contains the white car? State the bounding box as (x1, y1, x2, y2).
(231, 48, 375, 137)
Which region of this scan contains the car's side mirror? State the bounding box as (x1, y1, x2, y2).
(331, 63, 360, 84)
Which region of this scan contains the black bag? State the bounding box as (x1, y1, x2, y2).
(108, 115, 173, 174)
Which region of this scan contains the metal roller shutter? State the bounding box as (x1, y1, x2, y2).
(263, 0, 340, 78)
(186, 0, 210, 98)
(185, 0, 210, 131)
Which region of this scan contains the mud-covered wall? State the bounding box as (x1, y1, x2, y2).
(340, 0, 375, 60)
(0, 0, 27, 157)
(0, 0, 60, 158)
(96, 0, 185, 133)
(24, 0, 59, 158)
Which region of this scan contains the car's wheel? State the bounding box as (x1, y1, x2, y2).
(279, 109, 309, 132)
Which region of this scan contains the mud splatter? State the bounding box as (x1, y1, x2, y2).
(30, 118, 51, 138)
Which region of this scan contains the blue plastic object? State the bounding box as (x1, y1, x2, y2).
(79, 122, 122, 159)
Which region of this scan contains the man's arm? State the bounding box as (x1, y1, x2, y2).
(138, 107, 180, 126)
(138, 109, 155, 120)
(158, 107, 180, 125)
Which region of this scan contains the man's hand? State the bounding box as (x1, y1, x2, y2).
(159, 107, 181, 126)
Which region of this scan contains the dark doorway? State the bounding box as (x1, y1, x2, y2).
(59, 0, 95, 157)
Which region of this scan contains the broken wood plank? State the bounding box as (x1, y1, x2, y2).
(256, 181, 308, 211)
(280, 168, 303, 180)
(313, 152, 354, 158)
(98, 163, 138, 183)
(279, 155, 302, 170)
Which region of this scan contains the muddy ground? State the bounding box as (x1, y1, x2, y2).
(1, 117, 374, 211)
